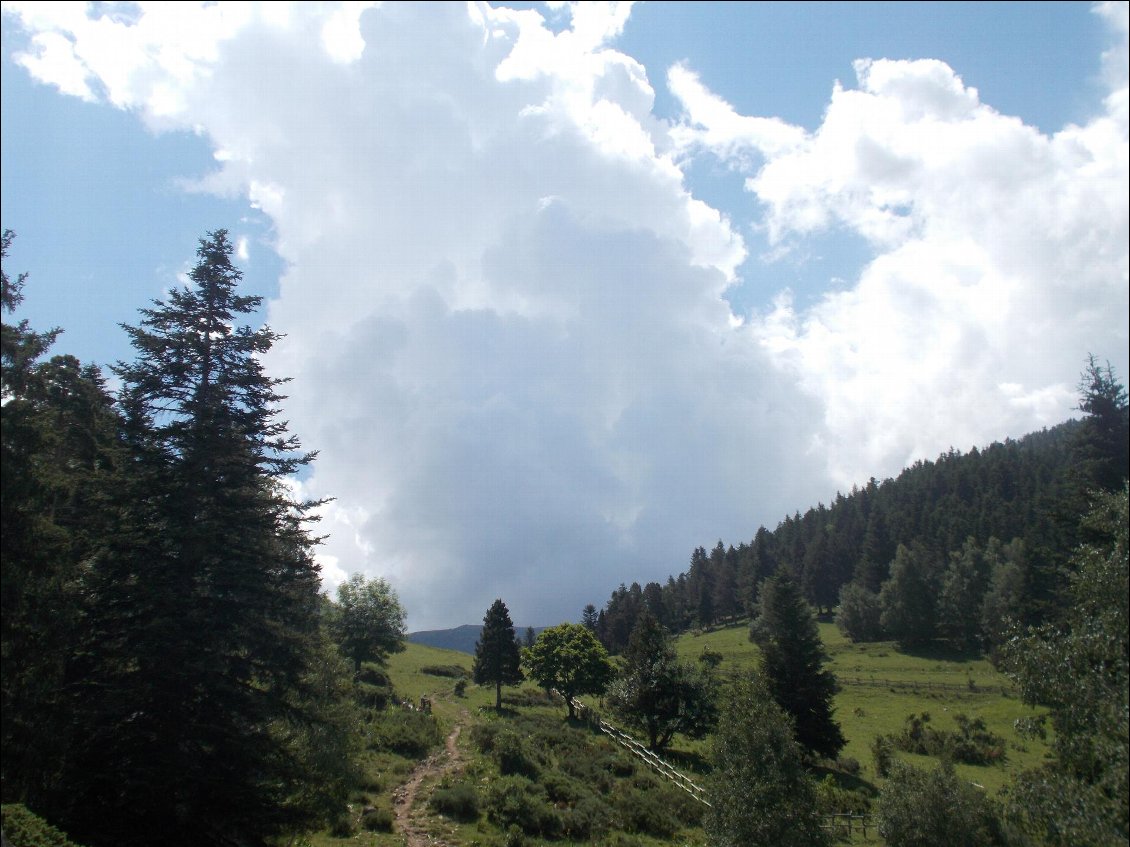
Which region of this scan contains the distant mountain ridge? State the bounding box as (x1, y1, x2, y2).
(408, 624, 548, 655)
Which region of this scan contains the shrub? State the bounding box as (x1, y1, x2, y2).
(360, 807, 395, 832)
(493, 730, 542, 778)
(878, 760, 1005, 846)
(872, 734, 894, 777)
(369, 708, 443, 757)
(561, 796, 614, 841)
(429, 782, 481, 822)
(611, 781, 682, 838)
(0, 805, 85, 847)
(484, 775, 562, 837)
(888, 713, 1007, 766)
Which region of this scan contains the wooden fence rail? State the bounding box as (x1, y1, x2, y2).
(552, 689, 872, 829)
(835, 676, 1014, 694)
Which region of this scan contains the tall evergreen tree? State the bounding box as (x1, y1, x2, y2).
(2, 235, 119, 809)
(473, 599, 523, 710)
(61, 230, 335, 846)
(750, 571, 845, 759)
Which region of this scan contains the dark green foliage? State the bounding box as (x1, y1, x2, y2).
(368, 708, 443, 757)
(1071, 356, 1130, 497)
(0, 804, 84, 847)
(750, 571, 845, 758)
(483, 775, 563, 838)
(705, 674, 828, 847)
(51, 231, 343, 846)
(429, 781, 480, 822)
(880, 543, 943, 648)
(606, 610, 719, 750)
(2, 236, 120, 809)
(836, 581, 885, 642)
(885, 712, 1007, 766)
(522, 623, 614, 718)
(1001, 486, 1129, 846)
(877, 760, 1006, 847)
(871, 735, 895, 777)
(938, 538, 995, 651)
(474, 599, 523, 710)
(493, 729, 543, 778)
(360, 806, 395, 832)
(330, 573, 406, 674)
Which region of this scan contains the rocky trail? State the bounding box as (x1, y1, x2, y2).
(392, 710, 468, 847)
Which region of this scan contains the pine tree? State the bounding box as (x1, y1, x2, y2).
(750, 571, 845, 759)
(473, 599, 523, 710)
(61, 230, 334, 846)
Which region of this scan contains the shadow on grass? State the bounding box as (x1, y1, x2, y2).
(895, 640, 985, 663)
(811, 763, 879, 797)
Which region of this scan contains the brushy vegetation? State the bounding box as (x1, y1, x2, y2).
(0, 805, 85, 847)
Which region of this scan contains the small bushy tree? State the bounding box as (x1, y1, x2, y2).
(606, 611, 717, 750)
(522, 624, 613, 718)
(877, 760, 1004, 847)
(705, 673, 827, 847)
(835, 581, 885, 642)
(880, 543, 942, 647)
(332, 573, 406, 674)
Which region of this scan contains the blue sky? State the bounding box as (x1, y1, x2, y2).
(2, 2, 1127, 629)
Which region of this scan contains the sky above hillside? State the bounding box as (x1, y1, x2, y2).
(2, 1, 1127, 630)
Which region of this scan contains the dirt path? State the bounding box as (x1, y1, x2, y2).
(392, 710, 468, 847)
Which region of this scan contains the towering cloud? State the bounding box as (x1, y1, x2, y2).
(4, 2, 1126, 627)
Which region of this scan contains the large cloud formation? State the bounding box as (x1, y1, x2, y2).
(4, 2, 1127, 628)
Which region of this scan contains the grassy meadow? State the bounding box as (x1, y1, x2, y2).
(307, 623, 1051, 846)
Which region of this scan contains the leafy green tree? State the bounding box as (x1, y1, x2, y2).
(473, 599, 524, 710)
(606, 610, 718, 751)
(979, 539, 1026, 650)
(331, 573, 406, 674)
(1001, 486, 1129, 846)
(835, 581, 885, 642)
(522, 623, 613, 719)
(705, 673, 828, 847)
(61, 230, 343, 846)
(938, 537, 994, 652)
(750, 571, 845, 758)
(877, 760, 1005, 847)
(880, 543, 942, 648)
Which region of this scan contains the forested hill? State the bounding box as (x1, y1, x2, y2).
(588, 370, 1128, 654)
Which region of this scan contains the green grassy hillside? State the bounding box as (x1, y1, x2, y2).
(308, 627, 1050, 846)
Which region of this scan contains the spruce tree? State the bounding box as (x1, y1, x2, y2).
(62, 230, 333, 846)
(750, 570, 845, 759)
(473, 599, 523, 710)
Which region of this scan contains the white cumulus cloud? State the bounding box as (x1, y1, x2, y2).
(4, 1, 1126, 629)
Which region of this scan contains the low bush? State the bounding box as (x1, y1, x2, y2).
(888, 712, 1007, 766)
(429, 781, 481, 822)
(493, 730, 542, 778)
(484, 775, 562, 837)
(368, 708, 443, 757)
(360, 807, 395, 832)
